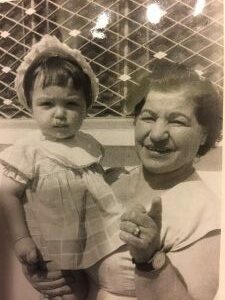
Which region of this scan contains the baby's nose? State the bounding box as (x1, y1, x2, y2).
(54, 106, 66, 119)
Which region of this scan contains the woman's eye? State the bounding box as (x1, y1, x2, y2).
(170, 119, 186, 126)
(141, 116, 155, 123)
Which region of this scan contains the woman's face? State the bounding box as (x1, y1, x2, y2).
(31, 72, 86, 140)
(135, 88, 207, 174)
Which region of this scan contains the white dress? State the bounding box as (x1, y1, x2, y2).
(0, 130, 123, 270)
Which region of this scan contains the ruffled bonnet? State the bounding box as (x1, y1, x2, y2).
(15, 35, 99, 111)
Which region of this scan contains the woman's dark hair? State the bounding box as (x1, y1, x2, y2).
(24, 56, 92, 108)
(133, 61, 222, 156)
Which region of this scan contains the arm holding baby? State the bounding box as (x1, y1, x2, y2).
(0, 174, 40, 267)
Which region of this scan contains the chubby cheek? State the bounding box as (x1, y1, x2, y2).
(71, 118, 82, 131)
(33, 111, 51, 128)
(70, 109, 86, 127)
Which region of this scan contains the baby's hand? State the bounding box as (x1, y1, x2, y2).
(14, 236, 40, 265)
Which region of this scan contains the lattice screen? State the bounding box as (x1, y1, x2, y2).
(0, 0, 223, 119)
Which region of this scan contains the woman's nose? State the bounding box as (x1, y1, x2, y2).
(54, 106, 66, 119)
(149, 120, 169, 142)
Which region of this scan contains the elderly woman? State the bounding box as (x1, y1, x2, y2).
(24, 61, 221, 300)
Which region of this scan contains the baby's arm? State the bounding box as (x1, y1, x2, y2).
(0, 174, 39, 265)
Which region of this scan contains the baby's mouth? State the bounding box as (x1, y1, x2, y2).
(53, 122, 68, 128)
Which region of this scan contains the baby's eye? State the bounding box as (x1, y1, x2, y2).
(40, 101, 53, 107)
(66, 101, 79, 108)
(67, 101, 77, 106)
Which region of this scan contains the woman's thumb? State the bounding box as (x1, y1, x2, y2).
(148, 196, 162, 227)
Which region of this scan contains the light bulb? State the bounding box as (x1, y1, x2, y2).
(146, 3, 165, 24)
(193, 0, 206, 16)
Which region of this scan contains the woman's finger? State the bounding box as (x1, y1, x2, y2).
(23, 265, 68, 282)
(121, 210, 147, 224)
(119, 230, 143, 248)
(120, 220, 140, 234)
(120, 224, 157, 242)
(40, 285, 72, 297)
(121, 210, 158, 229)
(32, 277, 72, 290)
(120, 221, 156, 240)
(148, 196, 162, 227)
(121, 204, 146, 220)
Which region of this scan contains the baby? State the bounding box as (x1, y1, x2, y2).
(0, 35, 123, 299)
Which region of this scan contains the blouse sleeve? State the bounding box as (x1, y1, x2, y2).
(159, 178, 220, 252)
(0, 143, 36, 184)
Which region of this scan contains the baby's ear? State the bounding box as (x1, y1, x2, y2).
(200, 129, 207, 146)
(82, 104, 87, 117)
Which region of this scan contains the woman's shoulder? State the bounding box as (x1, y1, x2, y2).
(168, 171, 220, 207)
(163, 170, 220, 206)
(161, 171, 221, 252)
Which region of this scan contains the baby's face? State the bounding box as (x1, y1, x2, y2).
(31, 73, 86, 140)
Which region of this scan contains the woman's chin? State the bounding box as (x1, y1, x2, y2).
(138, 149, 175, 173)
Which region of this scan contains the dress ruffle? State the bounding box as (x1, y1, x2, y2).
(0, 164, 28, 185)
(37, 131, 104, 169)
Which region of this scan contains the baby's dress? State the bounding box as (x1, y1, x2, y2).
(0, 131, 123, 270)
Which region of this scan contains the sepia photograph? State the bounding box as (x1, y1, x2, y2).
(0, 0, 223, 299)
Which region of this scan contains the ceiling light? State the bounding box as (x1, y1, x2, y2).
(146, 3, 166, 24)
(193, 0, 206, 16)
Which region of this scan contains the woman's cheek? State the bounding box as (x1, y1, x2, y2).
(135, 121, 151, 144)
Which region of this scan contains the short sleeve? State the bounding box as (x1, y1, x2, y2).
(159, 178, 220, 252)
(0, 143, 36, 184)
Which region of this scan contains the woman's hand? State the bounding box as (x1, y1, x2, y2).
(14, 236, 40, 265)
(22, 264, 75, 298)
(119, 197, 161, 263)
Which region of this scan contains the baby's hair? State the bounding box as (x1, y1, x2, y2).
(24, 56, 92, 108)
(134, 61, 222, 157)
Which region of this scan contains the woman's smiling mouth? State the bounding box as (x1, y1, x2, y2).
(145, 145, 173, 155)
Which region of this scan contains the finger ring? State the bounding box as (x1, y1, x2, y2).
(133, 226, 141, 237)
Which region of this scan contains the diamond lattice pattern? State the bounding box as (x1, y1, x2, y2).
(0, 0, 223, 119)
